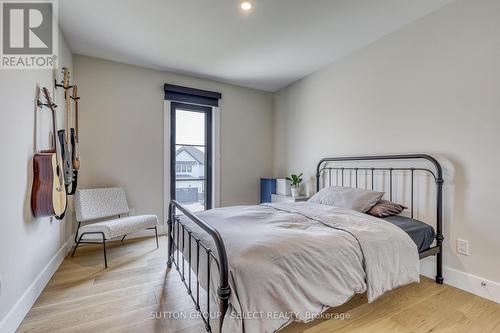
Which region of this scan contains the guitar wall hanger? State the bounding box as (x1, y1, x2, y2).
(37, 100, 58, 109)
(54, 67, 76, 93)
(54, 80, 73, 90)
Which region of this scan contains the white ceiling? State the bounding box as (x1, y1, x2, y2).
(59, 0, 452, 92)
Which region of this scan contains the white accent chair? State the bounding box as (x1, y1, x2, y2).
(72, 187, 159, 268)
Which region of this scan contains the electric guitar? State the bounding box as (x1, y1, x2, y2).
(68, 85, 80, 194)
(71, 85, 80, 170)
(31, 87, 67, 219)
(59, 67, 74, 190)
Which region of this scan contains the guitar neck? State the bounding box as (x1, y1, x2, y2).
(73, 88, 79, 139)
(51, 106, 57, 151)
(71, 85, 80, 171)
(41, 88, 59, 152)
(65, 89, 71, 140)
(62, 67, 71, 141)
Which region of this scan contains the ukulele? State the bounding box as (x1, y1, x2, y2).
(31, 87, 68, 219)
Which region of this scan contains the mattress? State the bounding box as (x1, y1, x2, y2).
(382, 215, 436, 251)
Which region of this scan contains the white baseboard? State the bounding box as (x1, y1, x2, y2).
(420, 258, 500, 304)
(0, 237, 73, 333)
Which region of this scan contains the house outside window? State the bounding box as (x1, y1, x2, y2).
(174, 145, 206, 210)
(170, 102, 213, 213)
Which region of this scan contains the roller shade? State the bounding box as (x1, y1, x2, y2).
(164, 84, 221, 107)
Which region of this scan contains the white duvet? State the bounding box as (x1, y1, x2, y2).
(178, 202, 419, 333)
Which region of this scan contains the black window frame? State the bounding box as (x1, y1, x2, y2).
(170, 102, 213, 210)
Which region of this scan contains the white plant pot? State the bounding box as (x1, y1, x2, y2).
(290, 187, 300, 198)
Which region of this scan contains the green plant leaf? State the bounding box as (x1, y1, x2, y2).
(286, 173, 304, 186)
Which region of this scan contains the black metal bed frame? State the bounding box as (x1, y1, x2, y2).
(167, 153, 444, 333)
(167, 200, 231, 333)
(316, 154, 444, 284)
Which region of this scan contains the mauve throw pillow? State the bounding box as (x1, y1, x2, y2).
(308, 186, 384, 213)
(368, 200, 407, 218)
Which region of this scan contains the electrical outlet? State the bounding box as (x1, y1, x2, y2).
(457, 239, 470, 255)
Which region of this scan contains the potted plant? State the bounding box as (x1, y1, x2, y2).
(286, 173, 303, 198)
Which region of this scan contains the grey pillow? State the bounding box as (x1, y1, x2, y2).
(368, 200, 407, 218)
(308, 186, 385, 212)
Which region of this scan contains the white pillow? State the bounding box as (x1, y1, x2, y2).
(308, 186, 384, 212)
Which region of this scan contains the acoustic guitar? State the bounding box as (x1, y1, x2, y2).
(31, 87, 67, 219)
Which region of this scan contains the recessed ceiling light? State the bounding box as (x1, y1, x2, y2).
(241, 1, 252, 11)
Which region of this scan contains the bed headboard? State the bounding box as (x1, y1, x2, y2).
(316, 154, 444, 280)
(316, 154, 444, 243)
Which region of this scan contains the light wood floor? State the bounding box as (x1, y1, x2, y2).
(18, 236, 500, 333)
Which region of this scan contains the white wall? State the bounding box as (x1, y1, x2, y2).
(0, 34, 73, 330)
(274, 0, 500, 286)
(73, 56, 273, 222)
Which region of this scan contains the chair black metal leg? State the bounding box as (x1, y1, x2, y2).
(121, 234, 126, 242)
(102, 235, 108, 268)
(71, 243, 79, 257)
(71, 231, 108, 268)
(74, 222, 81, 244)
(71, 234, 83, 257)
(154, 226, 159, 249)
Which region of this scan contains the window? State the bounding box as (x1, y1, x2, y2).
(170, 102, 212, 212)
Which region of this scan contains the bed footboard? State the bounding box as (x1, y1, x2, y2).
(167, 200, 231, 333)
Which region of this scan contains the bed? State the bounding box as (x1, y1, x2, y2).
(166, 154, 444, 333)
